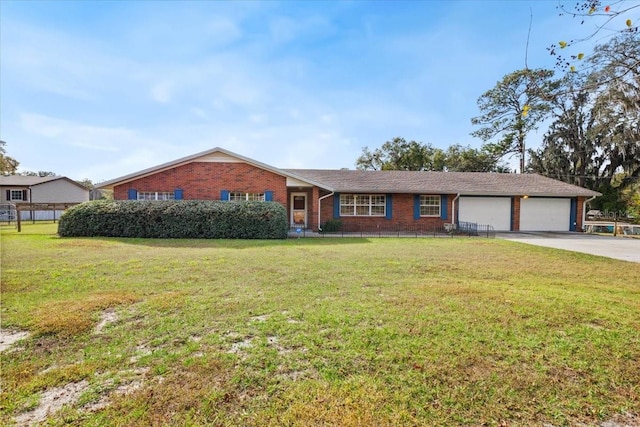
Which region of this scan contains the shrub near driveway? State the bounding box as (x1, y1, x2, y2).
(1, 223, 639, 426)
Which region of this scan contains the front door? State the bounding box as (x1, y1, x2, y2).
(291, 193, 307, 227)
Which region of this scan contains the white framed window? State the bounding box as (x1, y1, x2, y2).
(137, 191, 175, 201)
(229, 192, 265, 202)
(340, 194, 386, 216)
(420, 195, 441, 217)
(10, 190, 26, 201)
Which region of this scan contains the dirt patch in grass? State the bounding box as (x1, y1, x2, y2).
(84, 368, 150, 412)
(14, 380, 89, 426)
(0, 329, 30, 352)
(93, 308, 118, 334)
(596, 412, 640, 427)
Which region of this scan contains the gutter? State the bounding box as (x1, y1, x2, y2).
(451, 193, 461, 225)
(317, 192, 335, 231)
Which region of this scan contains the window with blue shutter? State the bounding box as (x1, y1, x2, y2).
(385, 194, 392, 219)
(174, 189, 183, 200)
(265, 191, 273, 201)
(413, 195, 421, 219)
(440, 194, 448, 220)
(128, 189, 137, 200)
(221, 190, 230, 201)
(570, 198, 577, 231)
(333, 193, 341, 218)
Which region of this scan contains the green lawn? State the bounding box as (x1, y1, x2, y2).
(1, 223, 639, 426)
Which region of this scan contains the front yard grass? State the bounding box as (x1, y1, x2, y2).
(1, 223, 639, 426)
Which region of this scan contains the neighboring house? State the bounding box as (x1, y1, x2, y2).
(0, 175, 90, 220)
(97, 147, 600, 232)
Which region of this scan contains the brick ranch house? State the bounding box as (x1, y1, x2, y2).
(97, 147, 600, 232)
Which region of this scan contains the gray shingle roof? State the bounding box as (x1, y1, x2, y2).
(0, 175, 62, 186)
(283, 169, 600, 197)
(92, 146, 600, 198)
(0, 175, 89, 191)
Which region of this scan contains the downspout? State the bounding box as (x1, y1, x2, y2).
(582, 195, 597, 231)
(451, 193, 460, 226)
(29, 186, 33, 222)
(317, 192, 334, 232)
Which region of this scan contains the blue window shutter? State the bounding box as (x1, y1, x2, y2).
(174, 189, 183, 200)
(385, 194, 392, 220)
(333, 193, 341, 218)
(221, 190, 230, 201)
(128, 189, 137, 200)
(265, 191, 273, 201)
(440, 194, 448, 220)
(570, 198, 577, 231)
(413, 195, 421, 219)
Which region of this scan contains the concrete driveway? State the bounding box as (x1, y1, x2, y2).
(496, 232, 640, 263)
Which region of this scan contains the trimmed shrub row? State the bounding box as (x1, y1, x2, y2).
(58, 200, 289, 239)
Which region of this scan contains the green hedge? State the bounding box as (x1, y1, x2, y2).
(58, 200, 289, 239)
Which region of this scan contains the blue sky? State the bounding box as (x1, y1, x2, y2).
(0, 0, 629, 182)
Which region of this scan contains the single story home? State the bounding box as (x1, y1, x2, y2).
(96, 147, 600, 233)
(0, 175, 90, 220)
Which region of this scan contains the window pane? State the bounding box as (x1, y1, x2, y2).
(340, 194, 353, 205)
(420, 195, 440, 216)
(340, 194, 354, 215)
(248, 193, 265, 201)
(372, 195, 385, 205)
(338, 194, 386, 216)
(370, 206, 385, 216)
(355, 195, 369, 205)
(340, 205, 354, 216)
(229, 192, 243, 201)
(356, 205, 370, 215)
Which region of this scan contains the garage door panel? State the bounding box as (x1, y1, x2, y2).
(458, 197, 511, 231)
(520, 198, 570, 231)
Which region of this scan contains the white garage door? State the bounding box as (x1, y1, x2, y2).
(520, 198, 571, 231)
(458, 197, 511, 231)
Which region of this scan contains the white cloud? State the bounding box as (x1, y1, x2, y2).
(2, 0, 596, 182)
(151, 81, 174, 104)
(268, 14, 334, 44)
(20, 114, 127, 152)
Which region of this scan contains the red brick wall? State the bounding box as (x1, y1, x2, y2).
(114, 162, 288, 204)
(576, 196, 585, 231)
(512, 197, 521, 231)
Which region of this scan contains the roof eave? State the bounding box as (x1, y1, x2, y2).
(96, 147, 334, 191)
